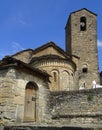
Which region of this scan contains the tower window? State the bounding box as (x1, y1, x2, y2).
(82, 67, 88, 73)
(80, 17, 86, 31)
(82, 64, 88, 73)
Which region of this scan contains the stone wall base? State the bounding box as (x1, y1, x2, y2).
(3, 126, 94, 130)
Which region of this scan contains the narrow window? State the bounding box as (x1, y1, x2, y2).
(82, 67, 88, 73)
(53, 72, 57, 82)
(82, 64, 88, 73)
(80, 17, 86, 31)
(51, 70, 59, 91)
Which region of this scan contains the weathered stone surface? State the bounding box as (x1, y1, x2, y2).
(12, 49, 33, 63)
(49, 88, 102, 125)
(0, 67, 50, 125)
(65, 9, 100, 88)
(31, 58, 75, 91)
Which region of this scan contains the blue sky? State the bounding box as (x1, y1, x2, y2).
(0, 0, 102, 71)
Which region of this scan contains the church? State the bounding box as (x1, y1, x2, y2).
(0, 8, 101, 130)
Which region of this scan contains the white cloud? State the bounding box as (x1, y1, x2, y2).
(98, 40, 102, 47)
(15, 12, 31, 26)
(9, 12, 31, 27)
(14, 17, 28, 26)
(0, 42, 25, 60)
(18, 19, 27, 25)
(10, 41, 25, 53)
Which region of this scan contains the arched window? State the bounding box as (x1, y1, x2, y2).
(51, 70, 59, 91)
(61, 70, 70, 90)
(53, 72, 57, 82)
(80, 17, 86, 31)
(24, 81, 38, 122)
(82, 64, 88, 73)
(69, 73, 74, 90)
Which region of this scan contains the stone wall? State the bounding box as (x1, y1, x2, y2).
(3, 126, 94, 130)
(1, 67, 102, 128)
(31, 58, 76, 91)
(65, 9, 99, 88)
(32, 46, 65, 59)
(0, 67, 50, 125)
(12, 49, 33, 63)
(50, 88, 102, 126)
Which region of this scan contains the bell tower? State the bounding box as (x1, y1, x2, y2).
(65, 8, 99, 89)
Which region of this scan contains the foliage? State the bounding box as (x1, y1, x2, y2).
(87, 94, 93, 101)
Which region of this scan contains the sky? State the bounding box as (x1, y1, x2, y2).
(0, 0, 102, 71)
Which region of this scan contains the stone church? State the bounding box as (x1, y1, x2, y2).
(0, 8, 101, 130)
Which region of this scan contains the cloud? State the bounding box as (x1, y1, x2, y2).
(0, 42, 25, 60)
(18, 19, 27, 25)
(13, 16, 28, 26)
(8, 11, 31, 27)
(10, 41, 25, 53)
(17, 18, 32, 26)
(98, 40, 102, 47)
(15, 12, 32, 26)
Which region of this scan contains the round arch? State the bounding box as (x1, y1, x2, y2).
(25, 81, 38, 90)
(50, 69, 59, 91)
(24, 81, 39, 122)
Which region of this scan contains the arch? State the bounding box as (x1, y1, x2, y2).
(80, 16, 86, 31)
(61, 70, 70, 90)
(51, 70, 59, 91)
(79, 79, 86, 89)
(24, 81, 38, 122)
(69, 73, 74, 90)
(25, 81, 38, 90)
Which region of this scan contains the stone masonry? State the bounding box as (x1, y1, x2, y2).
(65, 8, 99, 88)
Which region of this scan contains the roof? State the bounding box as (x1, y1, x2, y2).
(32, 41, 70, 59)
(0, 56, 50, 81)
(65, 8, 97, 29)
(70, 8, 97, 16)
(10, 42, 68, 58)
(11, 48, 33, 57)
